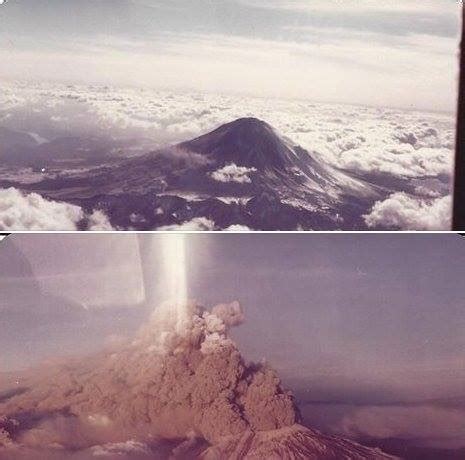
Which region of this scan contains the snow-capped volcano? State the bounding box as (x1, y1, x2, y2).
(202, 424, 396, 459)
(0, 118, 390, 230)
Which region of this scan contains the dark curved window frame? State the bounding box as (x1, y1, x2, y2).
(453, 6, 465, 230)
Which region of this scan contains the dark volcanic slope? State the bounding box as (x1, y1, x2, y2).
(0, 118, 389, 230)
(179, 117, 380, 198)
(180, 117, 292, 170)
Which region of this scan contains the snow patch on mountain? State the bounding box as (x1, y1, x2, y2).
(91, 440, 151, 457)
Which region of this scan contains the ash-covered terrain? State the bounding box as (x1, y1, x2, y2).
(0, 301, 396, 459)
(0, 82, 454, 231)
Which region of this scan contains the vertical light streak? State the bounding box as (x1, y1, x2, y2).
(159, 233, 187, 307)
(158, 233, 188, 333)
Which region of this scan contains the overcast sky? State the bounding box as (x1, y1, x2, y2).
(0, 0, 461, 110)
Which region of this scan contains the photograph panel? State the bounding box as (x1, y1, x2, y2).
(0, 1, 461, 231)
(1, 233, 464, 458)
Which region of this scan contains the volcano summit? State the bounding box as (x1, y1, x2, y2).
(180, 117, 296, 170)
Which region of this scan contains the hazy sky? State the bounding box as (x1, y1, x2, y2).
(0, 0, 461, 110)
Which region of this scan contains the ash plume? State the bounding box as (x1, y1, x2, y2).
(0, 301, 295, 457)
(0, 301, 395, 459)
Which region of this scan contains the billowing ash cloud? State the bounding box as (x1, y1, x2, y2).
(363, 193, 451, 230)
(0, 300, 397, 459)
(210, 163, 257, 184)
(0, 301, 296, 457)
(0, 188, 114, 231)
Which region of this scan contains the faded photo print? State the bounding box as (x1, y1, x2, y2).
(0, 0, 461, 231)
(1, 233, 464, 459)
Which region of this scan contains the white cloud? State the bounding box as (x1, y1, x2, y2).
(88, 210, 114, 231)
(363, 193, 452, 230)
(225, 224, 253, 231)
(156, 217, 215, 231)
(239, 0, 457, 15)
(0, 187, 84, 231)
(210, 163, 257, 184)
(0, 187, 114, 231)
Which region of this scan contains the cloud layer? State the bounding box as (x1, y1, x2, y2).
(0, 81, 456, 230)
(0, 187, 113, 231)
(0, 0, 459, 110)
(0, 187, 83, 230)
(0, 80, 455, 183)
(364, 193, 452, 230)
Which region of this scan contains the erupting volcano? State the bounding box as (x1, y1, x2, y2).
(0, 234, 398, 458)
(0, 300, 395, 459)
(0, 302, 391, 459)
